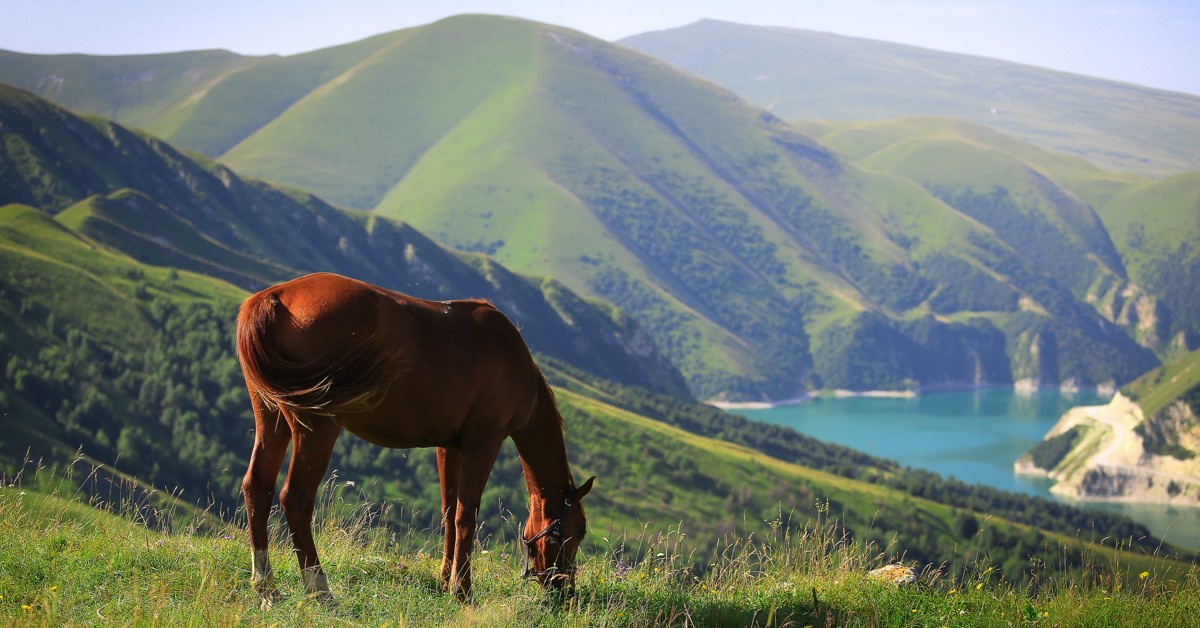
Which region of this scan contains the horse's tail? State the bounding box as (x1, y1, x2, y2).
(236, 290, 394, 418)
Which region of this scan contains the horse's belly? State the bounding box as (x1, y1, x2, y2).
(337, 413, 457, 450)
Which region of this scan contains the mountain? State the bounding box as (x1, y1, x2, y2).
(0, 201, 1174, 582)
(1016, 349, 1200, 503)
(1096, 172, 1200, 354)
(0, 80, 1180, 586)
(0, 82, 687, 398)
(618, 19, 1200, 177)
(805, 117, 1200, 363)
(0, 15, 1164, 398)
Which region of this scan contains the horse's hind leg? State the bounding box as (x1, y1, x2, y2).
(242, 394, 291, 608)
(279, 416, 341, 603)
(437, 447, 461, 590)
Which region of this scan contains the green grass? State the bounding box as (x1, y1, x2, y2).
(1123, 349, 1200, 418)
(3, 460, 1198, 627)
(1098, 172, 1200, 282)
(0, 203, 245, 342)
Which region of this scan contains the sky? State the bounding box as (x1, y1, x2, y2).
(3, 0, 1198, 96)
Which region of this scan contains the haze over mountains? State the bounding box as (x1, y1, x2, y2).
(1, 14, 1195, 401)
(620, 19, 1200, 178)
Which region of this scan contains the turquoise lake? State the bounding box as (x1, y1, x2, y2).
(732, 389, 1200, 550)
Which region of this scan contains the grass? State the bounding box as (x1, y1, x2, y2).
(1122, 349, 1200, 418)
(3, 457, 1199, 627)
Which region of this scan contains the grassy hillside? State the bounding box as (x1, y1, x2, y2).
(1123, 349, 1200, 420)
(0, 17, 1165, 398)
(0, 182, 1182, 591)
(0, 82, 687, 397)
(809, 117, 1200, 365)
(4, 478, 1197, 628)
(619, 19, 1200, 177)
(1098, 173, 1200, 355)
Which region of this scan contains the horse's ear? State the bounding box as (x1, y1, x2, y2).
(575, 476, 596, 500)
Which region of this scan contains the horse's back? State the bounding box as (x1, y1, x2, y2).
(239, 273, 544, 446)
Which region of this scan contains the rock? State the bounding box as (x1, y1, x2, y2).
(868, 564, 917, 586)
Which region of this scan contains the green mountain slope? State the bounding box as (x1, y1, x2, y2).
(0, 90, 1182, 584)
(0, 48, 258, 131)
(0, 17, 1162, 397)
(0, 82, 688, 398)
(0, 210, 1176, 585)
(619, 19, 1200, 177)
(1098, 173, 1200, 355)
(809, 117, 1200, 363)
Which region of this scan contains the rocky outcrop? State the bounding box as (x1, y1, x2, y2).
(1015, 394, 1200, 505)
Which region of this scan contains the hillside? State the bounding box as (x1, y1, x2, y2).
(1097, 173, 1200, 356)
(619, 19, 1200, 177)
(1, 82, 1192, 593)
(0, 83, 686, 397)
(4, 485, 1195, 628)
(807, 117, 1200, 362)
(0, 15, 1164, 398)
(1016, 349, 1200, 504)
(2, 200, 1177, 587)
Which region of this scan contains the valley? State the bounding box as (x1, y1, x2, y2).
(2, 13, 1199, 607)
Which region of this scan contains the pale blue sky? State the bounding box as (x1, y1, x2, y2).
(2, 0, 1198, 95)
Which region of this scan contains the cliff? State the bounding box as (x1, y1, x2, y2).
(1016, 389, 1200, 504)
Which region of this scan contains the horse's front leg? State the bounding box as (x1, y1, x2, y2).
(449, 439, 503, 602)
(279, 417, 341, 605)
(436, 447, 461, 591)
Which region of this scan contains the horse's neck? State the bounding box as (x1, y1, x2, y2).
(512, 391, 572, 517)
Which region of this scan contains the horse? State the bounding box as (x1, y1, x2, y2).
(235, 272, 595, 606)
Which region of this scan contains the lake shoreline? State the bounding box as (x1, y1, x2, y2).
(726, 388, 1200, 549)
(707, 383, 1115, 410)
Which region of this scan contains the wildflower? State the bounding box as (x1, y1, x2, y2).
(49, 586, 57, 592)
(975, 582, 983, 590)
(948, 588, 956, 594)
(1139, 571, 1150, 580)
(21, 605, 32, 612)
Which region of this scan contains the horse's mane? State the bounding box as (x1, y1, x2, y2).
(236, 291, 397, 418)
(531, 366, 566, 431)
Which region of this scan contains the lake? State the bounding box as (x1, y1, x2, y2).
(731, 389, 1200, 550)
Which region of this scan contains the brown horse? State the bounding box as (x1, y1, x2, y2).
(236, 272, 594, 606)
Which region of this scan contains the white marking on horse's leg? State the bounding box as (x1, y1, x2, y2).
(251, 549, 274, 589)
(251, 549, 281, 609)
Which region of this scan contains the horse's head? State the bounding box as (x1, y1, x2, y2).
(523, 476, 595, 593)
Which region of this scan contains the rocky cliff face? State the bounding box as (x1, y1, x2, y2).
(1015, 394, 1200, 505)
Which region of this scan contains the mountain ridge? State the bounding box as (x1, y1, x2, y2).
(0, 15, 1171, 398)
(619, 19, 1200, 177)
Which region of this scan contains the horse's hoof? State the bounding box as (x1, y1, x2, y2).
(256, 587, 282, 611)
(253, 585, 280, 609)
(306, 590, 338, 609)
